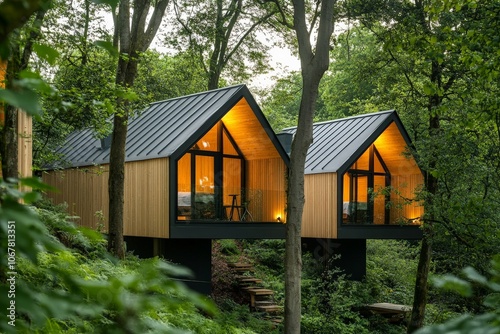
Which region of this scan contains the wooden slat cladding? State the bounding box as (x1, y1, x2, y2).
(44, 165, 109, 230)
(246, 158, 287, 222)
(222, 98, 280, 160)
(302, 173, 338, 239)
(18, 110, 32, 179)
(123, 159, 169, 238)
(44, 158, 169, 238)
(390, 173, 424, 223)
(374, 122, 421, 175)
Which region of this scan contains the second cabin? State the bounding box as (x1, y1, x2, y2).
(280, 111, 423, 240)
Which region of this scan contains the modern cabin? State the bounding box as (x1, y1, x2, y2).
(43, 85, 289, 293)
(280, 111, 424, 279)
(44, 84, 289, 240)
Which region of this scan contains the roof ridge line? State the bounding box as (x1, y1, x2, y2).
(280, 110, 395, 131)
(150, 84, 246, 105)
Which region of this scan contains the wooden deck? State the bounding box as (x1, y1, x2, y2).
(361, 302, 412, 324)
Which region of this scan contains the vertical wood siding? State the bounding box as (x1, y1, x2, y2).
(246, 158, 287, 222)
(390, 173, 424, 223)
(302, 173, 338, 239)
(44, 158, 169, 238)
(18, 110, 32, 179)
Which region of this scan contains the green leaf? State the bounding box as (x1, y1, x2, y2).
(23, 191, 41, 204)
(431, 274, 473, 297)
(463, 266, 488, 285)
(483, 293, 500, 309)
(19, 177, 57, 192)
(0, 88, 41, 116)
(423, 82, 435, 96)
(94, 40, 119, 57)
(33, 43, 59, 65)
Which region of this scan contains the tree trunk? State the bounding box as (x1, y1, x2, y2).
(407, 229, 432, 332)
(407, 60, 442, 332)
(107, 0, 169, 258)
(0, 8, 46, 180)
(284, 1, 335, 332)
(1, 104, 18, 180)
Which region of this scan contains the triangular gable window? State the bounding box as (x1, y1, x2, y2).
(177, 121, 246, 221)
(343, 145, 391, 225)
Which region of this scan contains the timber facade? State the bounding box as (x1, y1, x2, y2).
(281, 110, 424, 240)
(44, 85, 289, 241)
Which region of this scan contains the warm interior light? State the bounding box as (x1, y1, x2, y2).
(277, 216, 281, 222)
(410, 217, 421, 225)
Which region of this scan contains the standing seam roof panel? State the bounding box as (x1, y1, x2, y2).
(315, 116, 384, 171)
(281, 111, 394, 174)
(154, 89, 239, 157)
(48, 85, 246, 168)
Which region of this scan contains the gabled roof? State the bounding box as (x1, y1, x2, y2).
(53, 84, 288, 168)
(280, 110, 414, 174)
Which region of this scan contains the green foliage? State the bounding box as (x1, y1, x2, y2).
(301, 272, 371, 334)
(0, 181, 216, 333)
(166, 0, 274, 87)
(416, 255, 500, 334)
(135, 50, 207, 103)
(366, 240, 419, 305)
(260, 73, 302, 131)
(245, 239, 285, 273)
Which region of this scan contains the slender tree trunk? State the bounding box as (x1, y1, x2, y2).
(408, 60, 442, 332)
(407, 228, 432, 331)
(284, 1, 336, 332)
(107, 0, 169, 258)
(1, 104, 18, 179)
(285, 76, 317, 332)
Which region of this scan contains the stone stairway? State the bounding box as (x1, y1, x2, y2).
(228, 262, 283, 325)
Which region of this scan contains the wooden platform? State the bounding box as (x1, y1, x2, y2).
(365, 303, 411, 314)
(361, 303, 412, 324)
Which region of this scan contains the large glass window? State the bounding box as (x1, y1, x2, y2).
(343, 145, 390, 225)
(176, 122, 244, 221)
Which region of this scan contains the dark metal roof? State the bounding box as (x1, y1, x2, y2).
(280, 110, 404, 174)
(52, 84, 287, 168)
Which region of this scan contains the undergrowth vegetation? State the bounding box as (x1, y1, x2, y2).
(2, 184, 489, 333)
(0, 188, 276, 333)
(211, 238, 425, 334)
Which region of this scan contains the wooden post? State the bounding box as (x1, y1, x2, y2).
(0, 59, 33, 181)
(17, 109, 32, 178)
